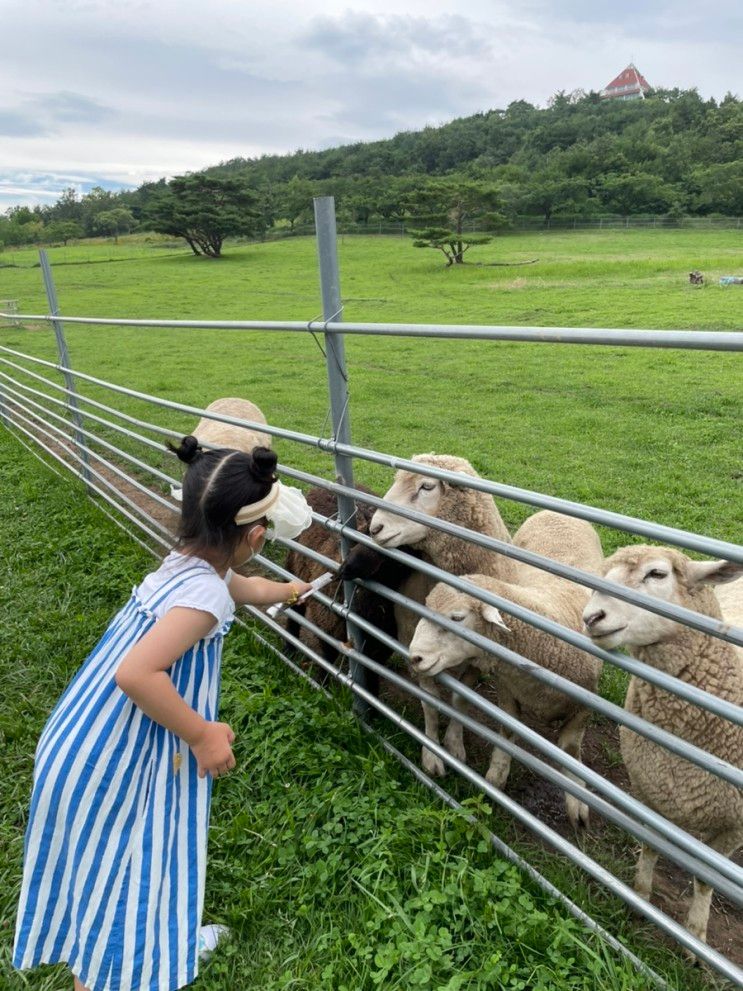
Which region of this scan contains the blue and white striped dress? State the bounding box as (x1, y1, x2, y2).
(13, 551, 236, 991)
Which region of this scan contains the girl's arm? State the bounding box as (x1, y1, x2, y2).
(115, 607, 235, 778)
(228, 573, 312, 606)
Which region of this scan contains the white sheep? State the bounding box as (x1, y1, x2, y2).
(409, 510, 604, 828)
(582, 545, 743, 945)
(369, 454, 520, 777)
(192, 397, 271, 453)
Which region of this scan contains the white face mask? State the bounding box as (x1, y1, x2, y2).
(264, 483, 313, 541)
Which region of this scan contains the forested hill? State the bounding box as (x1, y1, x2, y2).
(204, 88, 743, 218)
(3, 87, 742, 250)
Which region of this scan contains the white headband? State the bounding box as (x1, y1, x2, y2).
(234, 480, 313, 540)
(234, 481, 280, 525)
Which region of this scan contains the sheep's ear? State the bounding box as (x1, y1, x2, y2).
(686, 560, 743, 588)
(482, 604, 510, 632)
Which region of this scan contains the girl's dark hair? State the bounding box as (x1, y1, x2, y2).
(168, 436, 277, 564)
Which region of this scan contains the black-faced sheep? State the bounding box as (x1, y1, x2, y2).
(283, 486, 419, 693)
(583, 545, 743, 945)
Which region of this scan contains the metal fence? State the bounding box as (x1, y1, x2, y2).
(1, 196, 742, 987)
(260, 213, 743, 239)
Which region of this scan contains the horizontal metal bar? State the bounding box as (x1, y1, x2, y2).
(282, 467, 743, 649)
(312, 507, 743, 730)
(245, 603, 743, 982)
(281, 454, 743, 568)
(3, 343, 740, 567)
(4, 401, 175, 539)
(0, 370, 174, 459)
(239, 622, 670, 990)
(0, 355, 183, 442)
(3, 390, 177, 518)
(256, 552, 743, 896)
(0, 345, 325, 449)
(3, 414, 171, 548)
(1, 382, 179, 489)
(3, 311, 742, 351)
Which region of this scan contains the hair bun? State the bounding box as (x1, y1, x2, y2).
(169, 435, 202, 465)
(250, 446, 278, 482)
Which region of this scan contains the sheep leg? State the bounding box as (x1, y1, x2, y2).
(418, 675, 446, 777)
(442, 666, 479, 766)
(485, 687, 520, 790)
(634, 843, 659, 902)
(685, 827, 743, 949)
(556, 709, 591, 829)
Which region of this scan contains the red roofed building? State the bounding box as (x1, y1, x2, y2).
(600, 64, 651, 101)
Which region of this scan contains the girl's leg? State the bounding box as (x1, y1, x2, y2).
(73, 975, 91, 991)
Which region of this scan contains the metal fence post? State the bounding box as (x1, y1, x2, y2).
(313, 196, 370, 713)
(39, 250, 92, 490)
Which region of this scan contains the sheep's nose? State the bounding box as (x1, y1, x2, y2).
(583, 609, 606, 631)
(370, 522, 383, 537)
(410, 655, 423, 669)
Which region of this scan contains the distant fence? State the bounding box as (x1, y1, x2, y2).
(1, 197, 743, 986)
(263, 213, 743, 241)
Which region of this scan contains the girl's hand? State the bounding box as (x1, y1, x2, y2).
(289, 581, 314, 602)
(190, 721, 236, 779)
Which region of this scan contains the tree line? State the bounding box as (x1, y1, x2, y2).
(2, 87, 742, 257)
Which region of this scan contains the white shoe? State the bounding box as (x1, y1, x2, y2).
(198, 923, 230, 962)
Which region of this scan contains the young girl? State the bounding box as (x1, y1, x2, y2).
(13, 438, 314, 991)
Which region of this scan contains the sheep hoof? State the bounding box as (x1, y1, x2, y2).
(683, 945, 703, 966)
(566, 796, 590, 830)
(422, 748, 446, 778)
(447, 741, 467, 765)
(485, 764, 509, 790)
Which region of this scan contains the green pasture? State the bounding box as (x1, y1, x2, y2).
(0, 229, 740, 550)
(0, 436, 710, 990)
(0, 230, 741, 986)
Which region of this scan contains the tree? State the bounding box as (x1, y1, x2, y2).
(92, 208, 134, 242)
(278, 175, 316, 231)
(407, 178, 504, 264)
(410, 227, 493, 266)
(144, 173, 263, 257)
(45, 220, 83, 245)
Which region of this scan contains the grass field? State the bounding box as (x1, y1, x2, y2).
(0, 432, 708, 991)
(0, 229, 740, 547)
(0, 229, 741, 987)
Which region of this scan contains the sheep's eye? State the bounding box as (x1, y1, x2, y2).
(644, 569, 668, 581)
(419, 481, 436, 492)
(450, 613, 467, 622)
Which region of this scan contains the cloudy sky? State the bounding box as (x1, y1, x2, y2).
(1, 0, 741, 211)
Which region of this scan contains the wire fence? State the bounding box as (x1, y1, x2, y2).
(259, 213, 743, 240)
(1, 196, 742, 986)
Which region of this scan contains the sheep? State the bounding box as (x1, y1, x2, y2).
(192, 397, 271, 453)
(368, 455, 521, 751)
(283, 485, 420, 694)
(171, 398, 271, 502)
(408, 510, 604, 829)
(371, 456, 590, 790)
(582, 546, 743, 946)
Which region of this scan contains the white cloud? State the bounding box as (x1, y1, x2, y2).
(0, 0, 739, 209)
